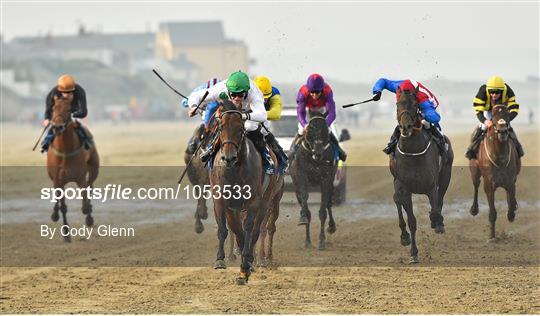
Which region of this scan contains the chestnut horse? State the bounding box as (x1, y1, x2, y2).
(390, 87, 453, 263)
(210, 100, 283, 284)
(469, 104, 520, 241)
(47, 96, 99, 242)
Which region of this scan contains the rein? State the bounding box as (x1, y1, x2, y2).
(300, 117, 333, 163)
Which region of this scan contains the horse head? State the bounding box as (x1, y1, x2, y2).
(51, 95, 73, 136)
(217, 99, 245, 167)
(305, 111, 331, 161)
(491, 104, 510, 142)
(396, 86, 421, 138)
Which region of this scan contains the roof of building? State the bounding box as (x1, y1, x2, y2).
(159, 21, 241, 46)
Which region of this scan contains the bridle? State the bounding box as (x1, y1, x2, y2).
(301, 116, 332, 162)
(218, 110, 246, 159)
(397, 103, 422, 132)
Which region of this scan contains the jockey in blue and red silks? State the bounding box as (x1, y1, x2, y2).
(372, 78, 447, 155)
(181, 78, 220, 154)
(292, 73, 347, 161)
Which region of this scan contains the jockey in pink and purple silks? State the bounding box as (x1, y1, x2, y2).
(292, 73, 347, 161)
(372, 78, 447, 155)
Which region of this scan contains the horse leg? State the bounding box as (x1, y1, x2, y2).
(428, 187, 445, 234)
(484, 182, 497, 241)
(51, 200, 60, 222)
(394, 189, 410, 246)
(226, 211, 244, 262)
(326, 187, 336, 235)
(60, 196, 71, 243)
(238, 209, 260, 284)
(266, 199, 280, 264)
(402, 193, 418, 263)
(213, 204, 228, 269)
(228, 230, 237, 262)
(198, 198, 208, 220)
(318, 181, 332, 250)
(437, 142, 453, 217)
(469, 160, 481, 216)
(194, 198, 204, 234)
(257, 211, 270, 267)
(296, 183, 312, 247)
(505, 182, 518, 222)
(77, 178, 93, 227)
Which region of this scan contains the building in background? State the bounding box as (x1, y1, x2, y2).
(154, 21, 249, 81)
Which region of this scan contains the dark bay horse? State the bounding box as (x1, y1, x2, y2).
(289, 112, 337, 250)
(469, 104, 520, 241)
(47, 96, 100, 242)
(390, 87, 453, 263)
(184, 124, 210, 233)
(210, 100, 283, 284)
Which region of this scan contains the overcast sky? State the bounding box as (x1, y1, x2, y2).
(2, 1, 538, 84)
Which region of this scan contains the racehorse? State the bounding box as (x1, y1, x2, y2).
(184, 123, 210, 233)
(390, 86, 453, 263)
(47, 96, 99, 242)
(210, 100, 283, 284)
(289, 111, 337, 251)
(469, 104, 520, 241)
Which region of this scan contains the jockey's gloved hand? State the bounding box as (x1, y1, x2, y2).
(372, 91, 382, 101)
(421, 119, 431, 129)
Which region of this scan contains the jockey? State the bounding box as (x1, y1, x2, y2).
(292, 73, 347, 161)
(253, 75, 288, 174)
(41, 74, 92, 153)
(187, 71, 276, 175)
(181, 78, 220, 154)
(465, 75, 524, 159)
(372, 78, 447, 155)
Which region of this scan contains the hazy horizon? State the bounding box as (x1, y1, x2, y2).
(2, 1, 539, 84)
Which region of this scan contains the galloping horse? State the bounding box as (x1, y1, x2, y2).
(210, 100, 283, 284)
(289, 111, 337, 250)
(469, 104, 520, 241)
(390, 86, 453, 263)
(47, 96, 99, 242)
(184, 124, 210, 233)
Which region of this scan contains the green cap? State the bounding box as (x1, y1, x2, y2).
(225, 71, 250, 93)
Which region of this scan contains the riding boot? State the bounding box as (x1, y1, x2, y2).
(465, 126, 485, 160)
(266, 132, 289, 174)
(329, 132, 347, 161)
(74, 124, 93, 149)
(430, 125, 447, 156)
(200, 134, 220, 163)
(508, 127, 525, 158)
(41, 129, 55, 153)
(187, 123, 205, 154)
(288, 133, 303, 160)
(383, 125, 400, 155)
(247, 130, 275, 175)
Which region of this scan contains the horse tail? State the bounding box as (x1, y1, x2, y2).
(437, 136, 453, 208)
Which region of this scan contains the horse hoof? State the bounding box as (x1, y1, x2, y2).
(82, 205, 92, 215)
(470, 205, 479, 216)
(327, 224, 336, 234)
(434, 225, 445, 234)
(51, 212, 59, 222)
(400, 235, 411, 246)
(63, 235, 71, 243)
(318, 243, 326, 251)
(298, 216, 309, 226)
(487, 238, 498, 243)
(214, 260, 226, 269)
(507, 211, 516, 222)
(236, 277, 248, 285)
(194, 222, 204, 234)
(409, 255, 419, 264)
(85, 215, 94, 227)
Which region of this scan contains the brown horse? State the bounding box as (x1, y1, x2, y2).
(47, 96, 99, 242)
(184, 124, 210, 233)
(210, 100, 283, 284)
(469, 104, 520, 241)
(390, 87, 453, 263)
(288, 111, 337, 250)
